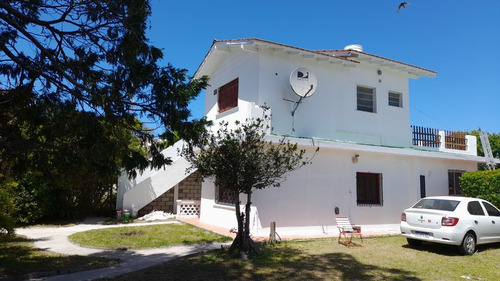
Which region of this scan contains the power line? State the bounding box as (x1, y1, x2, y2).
(410, 104, 452, 130)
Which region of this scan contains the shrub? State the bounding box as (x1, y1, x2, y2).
(461, 169, 500, 208)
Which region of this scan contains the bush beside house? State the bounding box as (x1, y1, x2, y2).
(461, 169, 500, 208)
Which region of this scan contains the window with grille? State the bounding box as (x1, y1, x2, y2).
(215, 185, 238, 205)
(356, 172, 383, 206)
(357, 86, 375, 113)
(448, 170, 465, 195)
(388, 91, 402, 107)
(218, 78, 238, 113)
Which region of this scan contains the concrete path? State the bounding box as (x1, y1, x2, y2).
(15, 218, 230, 280)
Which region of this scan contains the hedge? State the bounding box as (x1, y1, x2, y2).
(460, 169, 500, 208)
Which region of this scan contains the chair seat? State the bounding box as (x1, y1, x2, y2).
(336, 217, 364, 248)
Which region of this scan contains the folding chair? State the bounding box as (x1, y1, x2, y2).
(336, 217, 364, 248)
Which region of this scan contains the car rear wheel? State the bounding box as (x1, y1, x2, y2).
(407, 238, 423, 247)
(459, 233, 476, 255)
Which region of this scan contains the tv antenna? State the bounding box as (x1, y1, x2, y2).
(287, 67, 317, 116)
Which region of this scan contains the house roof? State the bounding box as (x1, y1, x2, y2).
(194, 38, 437, 79)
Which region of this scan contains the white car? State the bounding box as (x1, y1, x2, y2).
(400, 196, 500, 255)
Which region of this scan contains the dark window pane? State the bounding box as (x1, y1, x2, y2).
(448, 170, 464, 195)
(357, 86, 374, 112)
(388, 92, 401, 107)
(468, 201, 485, 216)
(356, 172, 382, 205)
(412, 199, 460, 211)
(483, 202, 500, 217)
(215, 185, 237, 205)
(420, 175, 426, 198)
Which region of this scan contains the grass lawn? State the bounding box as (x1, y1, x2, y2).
(0, 235, 118, 279)
(103, 235, 500, 281)
(68, 222, 233, 249)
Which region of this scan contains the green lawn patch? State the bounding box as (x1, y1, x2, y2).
(103, 235, 500, 281)
(0, 235, 118, 279)
(68, 222, 232, 249)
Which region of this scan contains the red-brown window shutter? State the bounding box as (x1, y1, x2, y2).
(218, 78, 238, 113)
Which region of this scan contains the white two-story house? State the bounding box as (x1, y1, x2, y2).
(117, 38, 490, 236)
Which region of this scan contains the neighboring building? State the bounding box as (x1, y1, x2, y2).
(117, 38, 495, 236)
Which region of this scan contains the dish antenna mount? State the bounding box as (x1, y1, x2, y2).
(289, 67, 317, 116)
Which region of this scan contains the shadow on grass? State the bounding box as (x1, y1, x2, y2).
(106, 245, 421, 281)
(0, 235, 118, 279)
(402, 242, 461, 256)
(249, 247, 421, 281)
(402, 241, 500, 256)
(337, 237, 364, 248)
(480, 242, 500, 252)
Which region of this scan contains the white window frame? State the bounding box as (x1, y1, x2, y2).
(388, 91, 402, 107)
(357, 85, 376, 113)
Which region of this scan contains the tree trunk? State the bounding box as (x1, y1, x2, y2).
(244, 190, 260, 254)
(228, 190, 260, 256)
(229, 195, 243, 253)
(244, 191, 251, 240)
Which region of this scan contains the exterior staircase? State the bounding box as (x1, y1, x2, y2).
(116, 140, 196, 213)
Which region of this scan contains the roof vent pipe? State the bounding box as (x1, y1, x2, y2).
(344, 44, 363, 52)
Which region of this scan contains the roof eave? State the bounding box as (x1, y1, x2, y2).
(193, 38, 359, 79)
(350, 50, 437, 78)
(194, 38, 437, 80)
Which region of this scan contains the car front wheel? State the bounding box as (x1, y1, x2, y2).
(459, 233, 476, 255)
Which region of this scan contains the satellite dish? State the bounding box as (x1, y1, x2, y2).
(290, 67, 317, 98)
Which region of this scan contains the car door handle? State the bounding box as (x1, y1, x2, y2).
(474, 220, 478, 224)
(493, 221, 496, 224)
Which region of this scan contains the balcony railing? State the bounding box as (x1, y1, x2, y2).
(412, 126, 469, 152)
(445, 130, 467, 151)
(412, 126, 440, 148)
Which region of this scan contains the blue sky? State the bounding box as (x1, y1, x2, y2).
(148, 0, 499, 133)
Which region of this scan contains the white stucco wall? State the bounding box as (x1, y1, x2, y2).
(199, 177, 261, 231)
(205, 47, 412, 148)
(205, 48, 260, 122)
(198, 142, 479, 236)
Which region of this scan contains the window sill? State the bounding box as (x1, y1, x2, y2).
(357, 204, 383, 207)
(356, 109, 377, 114)
(216, 106, 239, 119)
(213, 203, 235, 211)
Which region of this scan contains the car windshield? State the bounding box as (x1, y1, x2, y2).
(412, 199, 460, 211)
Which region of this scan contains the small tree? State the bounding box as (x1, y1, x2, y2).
(183, 113, 317, 257)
